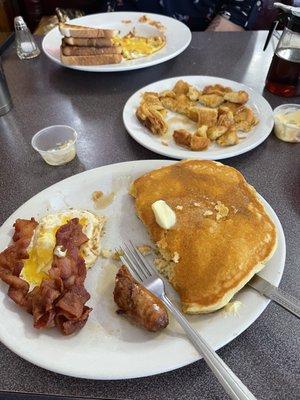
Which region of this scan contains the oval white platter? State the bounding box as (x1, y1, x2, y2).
(0, 160, 285, 379)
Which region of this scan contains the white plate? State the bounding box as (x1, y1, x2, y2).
(123, 76, 274, 160)
(0, 160, 285, 380)
(42, 12, 191, 72)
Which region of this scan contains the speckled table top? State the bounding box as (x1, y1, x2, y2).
(0, 32, 299, 400)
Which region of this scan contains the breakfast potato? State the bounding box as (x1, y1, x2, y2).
(173, 80, 190, 95)
(202, 83, 232, 96)
(207, 126, 227, 140)
(190, 135, 210, 151)
(224, 90, 249, 104)
(189, 107, 218, 127)
(195, 125, 208, 138)
(173, 129, 191, 147)
(135, 80, 259, 151)
(199, 94, 224, 108)
(217, 126, 239, 146)
(217, 109, 235, 127)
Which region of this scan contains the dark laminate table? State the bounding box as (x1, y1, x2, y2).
(0, 32, 299, 400)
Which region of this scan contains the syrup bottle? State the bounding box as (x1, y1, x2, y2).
(265, 3, 300, 97)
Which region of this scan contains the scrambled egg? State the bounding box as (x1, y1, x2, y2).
(21, 210, 105, 287)
(113, 33, 166, 60)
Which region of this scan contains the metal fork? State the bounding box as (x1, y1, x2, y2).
(120, 242, 257, 400)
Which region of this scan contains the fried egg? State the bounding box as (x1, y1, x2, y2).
(20, 210, 105, 287)
(113, 33, 166, 60)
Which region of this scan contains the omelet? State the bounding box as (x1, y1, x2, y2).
(113, 32, 166, 60)
(20, 210, 105, 287)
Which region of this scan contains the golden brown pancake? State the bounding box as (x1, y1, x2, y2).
(130, 160, 277, 314)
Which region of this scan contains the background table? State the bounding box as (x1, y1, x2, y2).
(0, 32, 299, 400)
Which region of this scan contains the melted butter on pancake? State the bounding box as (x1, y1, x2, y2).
(131, 160, 277, 314)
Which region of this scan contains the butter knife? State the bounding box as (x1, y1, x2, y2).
(248, 275, 300, 318)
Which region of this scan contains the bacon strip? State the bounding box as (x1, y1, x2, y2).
(40, 218, 92, 335)
(55, 285, 92, 335)
(0, 218, 38, 310)
(0, 217, 93, 336)
(30, 280, 61, 329)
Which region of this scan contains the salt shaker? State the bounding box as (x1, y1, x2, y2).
(14, 16, 40, 60)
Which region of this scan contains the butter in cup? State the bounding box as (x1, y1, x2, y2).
(273, 104, 300, 143)
(31, 125, 77, 166)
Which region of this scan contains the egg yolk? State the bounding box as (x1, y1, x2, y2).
(22, 216, 87, 286)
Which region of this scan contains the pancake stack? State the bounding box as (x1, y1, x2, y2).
(59, 23, 122, 65)
(131, 160, 277, 314)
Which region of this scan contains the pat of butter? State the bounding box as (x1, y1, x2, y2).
(274, 109, 300, 142)
(54, 245, 67, 258)
(151, 200, 176, 229)
(41, 139, 76, 166)
(276, 110, 300, 127)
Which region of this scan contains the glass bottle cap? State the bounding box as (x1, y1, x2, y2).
(14, 16, 27, 29)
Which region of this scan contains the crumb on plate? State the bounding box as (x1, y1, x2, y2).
(137, 245, 153, 256)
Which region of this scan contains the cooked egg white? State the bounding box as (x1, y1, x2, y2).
(20, 210, 105, 287)
(113, 34, 166, 60)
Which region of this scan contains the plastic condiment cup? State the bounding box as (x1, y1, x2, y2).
(31, 125, 77, 166)
(273, 104, 300, 143)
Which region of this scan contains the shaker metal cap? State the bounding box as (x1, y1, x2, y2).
(14, 16, 27, 29)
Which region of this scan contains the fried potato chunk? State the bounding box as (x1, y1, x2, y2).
(159, 90, 176, 98)
(207, 126, 227, 140)
(234, 105, 258, 132)
(171, 80, 201, 101)
(177, 94, 194, 113)
(173, 129, 210, 151)
(199, 94, 224, 108)
(188, 107, 218, 126)
(217, 108, 235, 127)
(187, 85, 201, 101)
(224, 90, 249, 104)
(217, 126, 239, 146)
(195, 125, 208, 138)
(160, 95, 193, 116)
(142, 92, 160, 103)
(141, 92, 167, 116)
(190, 135, 210, 151)
(136, 104, 167, 136)
(173, 129, 191, 147)
(173, 80, 190, 95)
(218, 102, 258, 132)
(202, 84, 232, 96)
(219, 101, 241, 113)
(136, 93, 168, 135)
